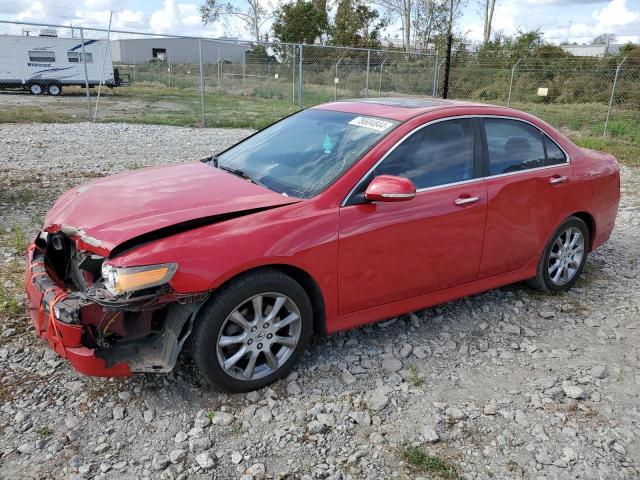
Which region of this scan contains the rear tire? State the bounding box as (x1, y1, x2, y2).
(47, 84, 62, 96)
(29, 83, 43, 95)
(528, 216, 589, 292)
(192, 269, 313, 392)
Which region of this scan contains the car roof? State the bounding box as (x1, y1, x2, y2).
(313, 97, 507, 122)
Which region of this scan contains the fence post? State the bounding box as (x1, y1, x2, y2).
(604, 56, 627, 137)
(507, 58, 522, 108)
(298, 45, 303, 109)
(198, 38, 206, 127)
(217, 48, 221, 91)
(365, 49, 371, 98)
(242, 51, 246, 96)
(378, 58, 387, 97)
(268, 59, 272, 99)
(79, 28, 92, 121)
(292, 46, 296, 104)
(431, 51, 439, 98)
(335, 57, 343, 101)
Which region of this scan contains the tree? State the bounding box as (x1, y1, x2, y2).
(412, 0, 450, 50)
(200, 0, 273, 42)
(372, 0, 415, 52)
(480, 0, 497, 45)
(272, 1, 329, 44)
(332, 0, 385, 49)
(591, 33, 616, 45)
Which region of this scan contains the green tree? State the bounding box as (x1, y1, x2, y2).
(332, 0, 385, 49)
(272, 0, 329, 44)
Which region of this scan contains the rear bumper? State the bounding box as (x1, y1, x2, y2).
(24, 244, 130, 377)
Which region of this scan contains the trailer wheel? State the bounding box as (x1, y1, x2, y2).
(47, 84, 62, 96)
(29, 83, 43, 95)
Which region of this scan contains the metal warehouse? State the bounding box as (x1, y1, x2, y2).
(110, 37, 252, 64)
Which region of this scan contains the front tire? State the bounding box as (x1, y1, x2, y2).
(529, 216, 589, 292)
(29, 83, 43, 95)
(192, 269, 313, 392)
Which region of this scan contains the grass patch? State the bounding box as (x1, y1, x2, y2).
(0, 106, 77, 124)
(400, 445, 459, 479)
(0, 184, 41, 204)
(569, 135, 640, 168)
(9, 225, 27, 254)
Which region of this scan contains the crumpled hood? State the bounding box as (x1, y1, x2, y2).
(45, 162, 299, 254)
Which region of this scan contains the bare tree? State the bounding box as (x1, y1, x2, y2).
(480, 0, 497, 45)
(373, 0, 416, 52)
(200, 0, 274, 42)
(591, 33, 616, 45)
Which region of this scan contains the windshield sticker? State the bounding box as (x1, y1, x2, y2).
(348, 116, 394, 132)
(322, 134, 333, 154)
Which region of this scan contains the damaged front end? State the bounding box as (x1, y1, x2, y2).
(25, 230, 207, 376)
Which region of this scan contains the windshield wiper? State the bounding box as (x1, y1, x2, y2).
(219, 165, 266, 188)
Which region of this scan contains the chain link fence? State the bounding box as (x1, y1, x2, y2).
(0, 19, 638, 141)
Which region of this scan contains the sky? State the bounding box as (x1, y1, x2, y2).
(0, 0, 638, 46)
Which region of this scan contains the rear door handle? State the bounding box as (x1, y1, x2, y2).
(454, 196, 480, 206)
(549, 175, 568, 185)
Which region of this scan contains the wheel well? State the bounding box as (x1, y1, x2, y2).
(216, 265, 327, 336)
(571, 211, 596, 250)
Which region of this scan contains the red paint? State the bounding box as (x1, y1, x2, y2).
(26, 100, 620, 376)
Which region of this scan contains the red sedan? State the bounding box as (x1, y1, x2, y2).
(25, 98, 620, 392)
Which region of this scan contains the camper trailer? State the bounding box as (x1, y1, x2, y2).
(0, 29, 125, 95)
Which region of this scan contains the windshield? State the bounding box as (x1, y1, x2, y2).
(216, 109, 398, 198)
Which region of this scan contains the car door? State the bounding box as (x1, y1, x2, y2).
(478, 117, 573, 278)
(337, 118, 488, 315)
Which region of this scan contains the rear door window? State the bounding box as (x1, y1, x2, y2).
(483, 119, 547, 175)
(544, 135, 567, 166)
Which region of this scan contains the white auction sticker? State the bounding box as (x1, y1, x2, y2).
(348, 116, 394, 132)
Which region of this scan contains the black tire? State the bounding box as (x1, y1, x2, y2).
(29, 83, 44, 95)
(528, 216, 589, 293)
(192, 269, 313, 392)
(47, 84, 62, 96)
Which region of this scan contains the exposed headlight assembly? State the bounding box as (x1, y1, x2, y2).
(101, 262, 178, 295)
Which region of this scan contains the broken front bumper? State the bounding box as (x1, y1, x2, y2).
(24, 244, 131, 377)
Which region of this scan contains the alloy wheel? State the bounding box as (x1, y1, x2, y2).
(216, 293, 302, 381)
(548, 227, 584, 286)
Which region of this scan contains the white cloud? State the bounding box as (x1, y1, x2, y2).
(593, 0, 639, 29)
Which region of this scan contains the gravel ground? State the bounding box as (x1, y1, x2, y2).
(1, 123, 639, 480)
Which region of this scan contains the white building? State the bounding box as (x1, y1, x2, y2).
(110, 37, 252, 64)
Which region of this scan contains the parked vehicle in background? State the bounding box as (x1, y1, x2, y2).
(24, 98, 620, 392)
(0, 29, 126, 95)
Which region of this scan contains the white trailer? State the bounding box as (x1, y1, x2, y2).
(0, 30, 125, 95)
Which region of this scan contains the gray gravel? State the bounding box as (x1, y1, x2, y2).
(1, 123, 639, 479)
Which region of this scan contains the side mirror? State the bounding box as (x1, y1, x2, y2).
(364, 175, 416, 202)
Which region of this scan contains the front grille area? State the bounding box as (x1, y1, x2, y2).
(37, 232, 102, 291)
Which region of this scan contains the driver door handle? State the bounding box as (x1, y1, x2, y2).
(454, 196, 480, 206)
(549, 175, 568, 185)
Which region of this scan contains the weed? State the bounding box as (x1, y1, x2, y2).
(407, 363, 423, 387)
(400, 445, 459, 479)
(206, 411, 217, 421)
(37, 426, 54, 438)
(0, 284, 22, 317)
